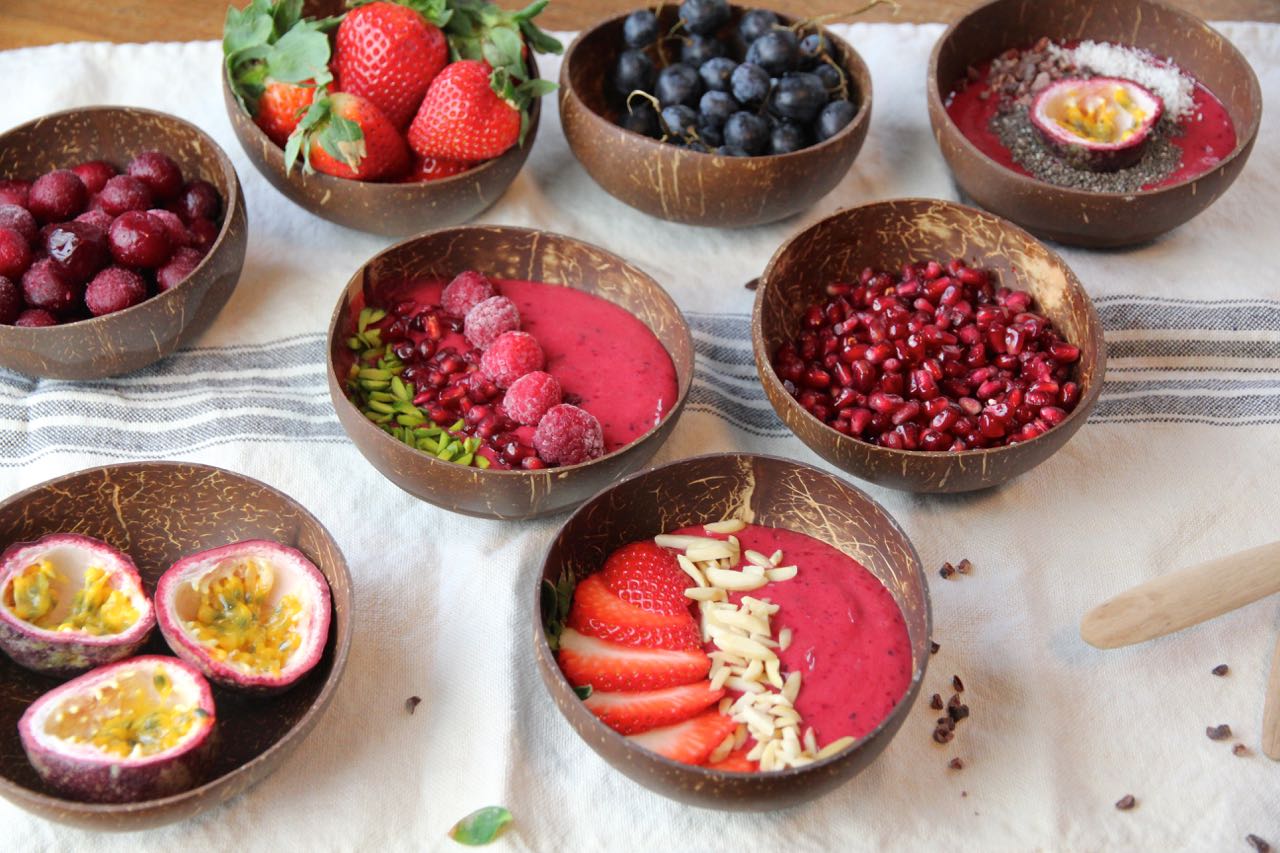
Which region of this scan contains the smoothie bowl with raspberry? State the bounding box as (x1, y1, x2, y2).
(534, 453, 930, 810)
(326, 226, 693, 519)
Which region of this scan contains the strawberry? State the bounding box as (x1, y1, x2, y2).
(333, 1, 448, 131)
(255, 80, 316, 146)
(398, 155, 473, 183)
(566, 574, 701, 650)
(584, 681, 725, 735)
(407, 60, 522, 162)
(602, 542, 691, 616)
(556, 628, 710, 692)
(626, 711, 738, 766)
(705, 748, 757, 773)
(287, 92, 410, 180)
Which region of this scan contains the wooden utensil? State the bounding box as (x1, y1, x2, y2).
(1081, 540, 1280, 649)
(1264, 631, 1280, 760)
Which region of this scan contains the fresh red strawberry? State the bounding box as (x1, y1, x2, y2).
(567, 574, 700, 650)
(584, 681, 725, 735)
(627, 711, 738, 766)
(255, 80, 317, 146)
(602, 541, 691, 616)
(705, 748, 757, 773)
(288, 92, 410, 180)
(333, 1, 448, 131)
(556, 628, 710, 692)
(397, 155, 473, 183)
(407, 60, 522, 162)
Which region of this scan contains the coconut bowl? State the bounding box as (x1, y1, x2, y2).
(559, 5, 872, 228)
(326, 225, 694, 520)
(533, 453, 930, 810)
(0, 106, 247, 379)
(0, 462, 352, 830)
(927, 0, 1263, 248)
(752, 198, 1105, 493)
(222, 0, 541, 237)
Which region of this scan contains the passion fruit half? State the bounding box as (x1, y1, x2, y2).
(19, 655, 216, 803)
(1030, 77, 1163, 172)
(0, 533, 155, 676)
(155, 540, 331, 693)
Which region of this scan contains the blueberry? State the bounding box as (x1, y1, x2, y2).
(814, 62, 844, 92)
(655, 63, 702, 107)
(623, 10, 659, 48)
(681, 34, 727, 67)
(816, 99, 858, 141)
(699, 90, 738, 128)
(699, 56, 738, 93)
(678, 0, 731, 36)
(738, 9, 779, 43)
(716, 144, 751, 157)
(769, 72, 827, 123)
(660, 104, 699, 137)
(746, 30, 798, 76)
(730, 62, 771, 108)
(621, 104, 661, 138)
(724, 111, 770, 155)
(697, 120, 724, 147)
(798, 32, 830, 68)
(613, 49, 656, 96)
(770, 120, 810, 154)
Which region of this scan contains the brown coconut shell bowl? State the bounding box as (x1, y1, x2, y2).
(927, 0, 1263, 248)
(0, 462, 352, 831)
(326, 225, 694, 520)
(222, 0, 540, 237)
(533, 453, 931, 810)
(0, 106, 247, 379)
(752, 198, 1105, 493)
(559, 5, 872, 228)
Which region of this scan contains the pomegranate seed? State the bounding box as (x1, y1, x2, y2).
(413, 390, 433, 407)
(1040, 406, 1068, 426)
(1060, 382, 1081, 407)
(891, 400, 922, 426)
(931, 408, 959, 432)
(869, 391, 903, 414)
(424, 314, 443, 340)
(849, 407, 872, 434)
(923, 261, 943, 280)
(804, 305, 824, 328)
(921, 428, 950, 451)
(924, 396, 950, 417)
(1050, 341, 1081, 362)
(850, 359, 875, 391)
(831, 387, 859, 410)
(522, 457, 547, 470)
(958, 397, 982, 416)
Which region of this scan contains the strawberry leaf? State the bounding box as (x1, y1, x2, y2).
(224, 0, 335, 114)
(264, 21, 334, 84)
(448, 806, 512, 847)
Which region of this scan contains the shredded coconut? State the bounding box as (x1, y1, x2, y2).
(1048, 40, 1196, 121)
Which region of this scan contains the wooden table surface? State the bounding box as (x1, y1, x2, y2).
(0, 0, 1275, 51)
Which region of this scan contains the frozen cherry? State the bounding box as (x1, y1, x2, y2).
(0, 204, 38, 244)
(533, 404, 605, 466)
(71, 160, 118, 195)
(0, 180, 30, 208)
(75, 209, 115, 231)
(156, 247, 203, 292)
(108, 211, 172, 268)
(0, 227, 32, 279)
(442, 270, 495, 318)
(0, 275, 21, 324)
(45, 221, 108, 283)
(174, 180, 220, 223)
(502, 370, 562, 426)
(147, 209, 190, 247)
(186, 217, 219, 254)
(21, 258, 80, 315)
(28, 170, 88, 223)
(127, 151, 184, 201)
(464, 295, 521, 349)
(14, 308, 58, 327)
(479, 331, 544, 388)
(85, 266, 148, 316)
(98, 175, 153, 216)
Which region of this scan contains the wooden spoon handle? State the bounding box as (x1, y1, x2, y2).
(1081, 540, 1280, 649)
(1264, 630, 1280, 761)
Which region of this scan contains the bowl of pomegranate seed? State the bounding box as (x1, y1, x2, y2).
(753, 198, 1105, 493)
(0, 106, 247, 379)
(533, 452, 931, 809)
(325, 225, 694, 520)
(560, 3, 872, 227)
(221, 0, 561, 237)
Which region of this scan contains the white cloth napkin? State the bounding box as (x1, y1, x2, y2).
(0, 21, 1278, 852)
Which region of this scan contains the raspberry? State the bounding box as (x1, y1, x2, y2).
(464, 295, 520, 348)
(441, 270, 496, 318)
(72, 160, 118, 195)
(480, 330, 544, 388)
(502, 370, 562, 426)
(0, 275, 22, 324)
(0, 204, 38, 244)
(533, 404, 605, 466)
(28, 170, 87, 223)
(0, 180, 30, 208)
(0, 227, 32, 280)
(85, 266, 148, 316)
(98, 174, 153, 216)
(156, 247, 204, 292)
(14, 308, 57, 327)
(21, 258, 79, 315)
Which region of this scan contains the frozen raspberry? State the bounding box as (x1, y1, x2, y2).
(441, 270, 495, 318)
(85, 266, 148, 316)
(109, 211, 172, 268)
(98, 174, 153, 216)
(22, 258, 80, 315)
(503, 371, 562, 426)
(72, 160, 118, 195)
(464, 295, 520, 348)
(148, 209, 190, 247)
(0, 227, 32, 279)
(127, 151, 184, 201)
(187, 217, 219, 254)
(156, 247, 204, 292)
(75, 209, 114, 232)
(0, 204, 38, 244)
(14, 308, 57, 327)
(173, 180, 220, 223)
(480, 330, 544, 388)
(28, 170, 88, 223)
(0, 180, 30, 208)
(533, 404, 605, 466)
(0, 275, 22, 324)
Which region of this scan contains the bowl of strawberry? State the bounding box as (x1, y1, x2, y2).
(221, 0, 561, 236)
(0, 106, 246, 380)
(559, 2, 872, 227)
(752, 198, 1105, 493)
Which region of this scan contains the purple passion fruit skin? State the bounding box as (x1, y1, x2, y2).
(155, 539, 332, 694)
(1029, 77, 1164, 172)
(0, 534, 155, 676)
(19, 655, 216, 803)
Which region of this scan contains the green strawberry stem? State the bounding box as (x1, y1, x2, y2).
(223, 0, 337, 114)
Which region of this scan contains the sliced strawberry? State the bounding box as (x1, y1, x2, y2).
(567, 574, 700, 650)
(627, 711, 738, 766)
(584, 681, 725, 735)
(556, 628, 710, 692)
(601, 541, 690, 616)
(705, 748, 757, 773)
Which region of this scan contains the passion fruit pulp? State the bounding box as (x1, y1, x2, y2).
(0, 533, 155, 675)
(1029, 76, 1164, 172)
(155, 540, 331, 693)
(19, 655, 216, 803)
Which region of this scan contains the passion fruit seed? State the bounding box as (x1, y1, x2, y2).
(43, 670, 202, 759)
(6, 561, 139, 636)
(184, 558, 303, 676)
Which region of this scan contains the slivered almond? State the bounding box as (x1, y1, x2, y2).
(769, 549, 783, 566)
(816, 736, 857, 760)
(733, 724, 748, 749)
(778, 627, 793, 651)
(790, 756, 814, 768)
(684, 586, 721, 602)
(711, 631, 776, 661)
(746, 740, 766, 761)
(708, 732, 735, 764)
(704, 567, 768, 592)
(725, 676, 765, 694)
(783, 726, 802, 759)
(803, 727, 818, 755)
(753, 634, 779, 649)
(676, 554, 707, 587)
(741, 659, 764, 682)
(765, 658, 784, 689)
(782, 672, 801, 705)
(718, 697, 732, 715)
(686, 542, 737, 562)
(703, 519, 746, 535)
(772, 707, 802, 727)
(709, 665, 731, 692)
(765, 565, 798, 582)
(744, 549, 772, 568)
(654, 533, 722, 550)
(760, 738, 781, 767)
(716, 609, 770, 636)
(740, 596, 779, 615)
(744, 708, 776, 737)
(709, 651, 747, 668)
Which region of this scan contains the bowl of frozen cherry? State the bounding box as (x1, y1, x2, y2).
(752, 198, 1105, 493)
(559, 1, 872, 227)
(0, 106, 247, 379)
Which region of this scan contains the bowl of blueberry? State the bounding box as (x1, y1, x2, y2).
(559, 1, 872, 228)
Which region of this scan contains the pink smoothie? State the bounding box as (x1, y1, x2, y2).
(671, 523, 914, 745)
